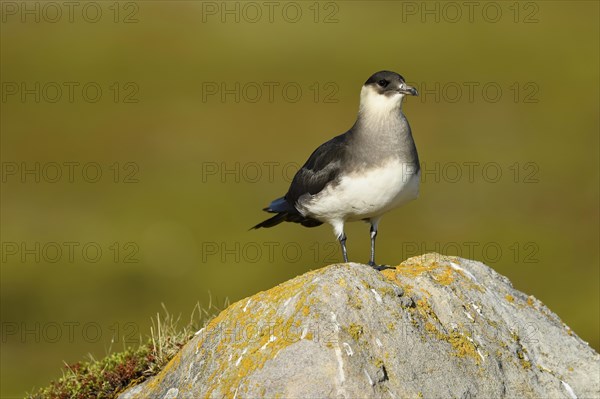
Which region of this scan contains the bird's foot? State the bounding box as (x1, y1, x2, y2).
(367, 261, 394, 271)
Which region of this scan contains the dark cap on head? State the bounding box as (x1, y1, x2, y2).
(364, 71, 405, 86)
(364, 70, 418, 96)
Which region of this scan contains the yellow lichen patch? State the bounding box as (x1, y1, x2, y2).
(143, 349, 184, 394)
(348, 294, 363, 310)
(505, 294, 515, 303)
(337, 278, 347, 288)
(381, 268, 399, 283)
(378, 286, 396, 297)
(415, 298, 438, 320)
(199, 269, 325, 398)
(391, 262, 467, 290)
(395, 262, 439, 279)
(448, 332, 480, 363)
(433, 266, 456, 285)
(511, 331, 532, 371)
(402, 252, 459, 267)
(348, 323, 364, 341)
(517, 349, 532, 370)
(527, 296, 534, 307)
(409, 296, 481, 364)
(424, 322, 437, 334)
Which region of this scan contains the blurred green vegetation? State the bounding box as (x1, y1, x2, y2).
(1, 1, 598, 396)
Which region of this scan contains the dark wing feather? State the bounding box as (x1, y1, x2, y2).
(252, 133, 349, 230)
(285, 133, 349, 206)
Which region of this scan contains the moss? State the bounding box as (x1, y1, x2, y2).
(28, 346, 154, 399)
(28, 305, 201, 399)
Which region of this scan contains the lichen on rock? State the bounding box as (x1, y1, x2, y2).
(119, 253, 600, 399)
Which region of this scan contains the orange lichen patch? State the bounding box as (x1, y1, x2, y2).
(505, 294, 515, 303)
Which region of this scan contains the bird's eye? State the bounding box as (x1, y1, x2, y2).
(377, 79, 388, 87)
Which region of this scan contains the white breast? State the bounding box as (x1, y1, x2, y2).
(298, 159, 420, 223)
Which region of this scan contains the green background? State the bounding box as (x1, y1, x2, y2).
(1, 1, 598, 396)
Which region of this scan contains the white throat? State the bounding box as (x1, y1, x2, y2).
(358, 85, 405, 131)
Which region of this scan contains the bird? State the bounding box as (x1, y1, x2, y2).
(252, 71, 420, 269)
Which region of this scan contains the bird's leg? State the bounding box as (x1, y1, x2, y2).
(367, 218, 391, 270)
(368, 224, 377, 267)
(338, 233, 349, 263)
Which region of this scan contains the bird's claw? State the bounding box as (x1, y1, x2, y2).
(368, 261, 393, 271)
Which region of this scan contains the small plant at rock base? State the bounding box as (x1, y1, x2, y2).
(27, 299, 227, 399)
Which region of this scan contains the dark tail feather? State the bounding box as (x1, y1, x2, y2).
(252, 196, 323, 230)
(251, 213, 288, 230)
(251, 212, 323, 229)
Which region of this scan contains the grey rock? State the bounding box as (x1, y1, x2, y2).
(119, 253, 600, 399)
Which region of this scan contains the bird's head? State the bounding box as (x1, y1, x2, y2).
(359, 71, 418, 117)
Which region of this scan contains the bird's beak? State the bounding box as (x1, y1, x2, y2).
(398, 83, 418, 96)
